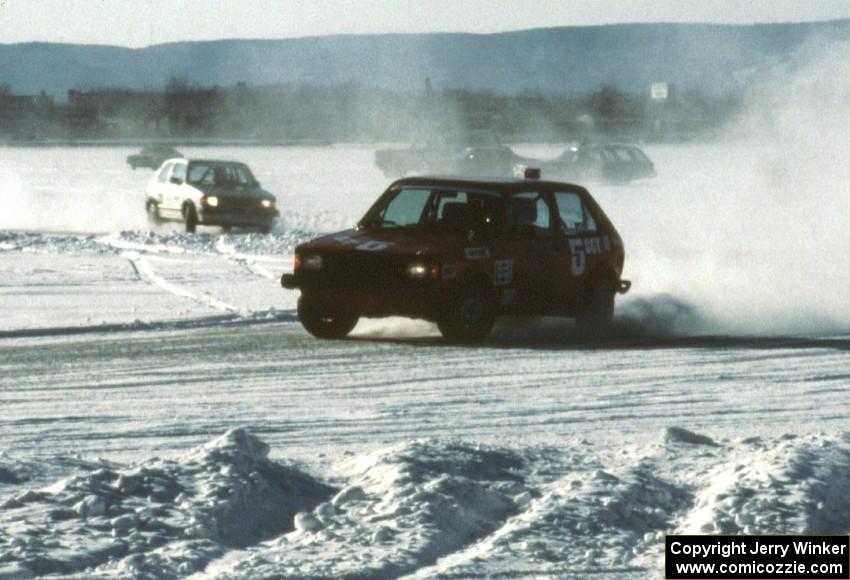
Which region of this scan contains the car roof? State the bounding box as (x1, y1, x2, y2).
(177, 159, 250, 166)
(391, 175, 589, 194)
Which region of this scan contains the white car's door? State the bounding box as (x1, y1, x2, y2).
(148, 162, 172, 208)
(168, 161, 190, 214)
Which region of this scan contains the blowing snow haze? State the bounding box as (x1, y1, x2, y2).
(1, 21, 850, 97)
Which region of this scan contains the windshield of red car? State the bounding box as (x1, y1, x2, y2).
(359, 187, 503, 232)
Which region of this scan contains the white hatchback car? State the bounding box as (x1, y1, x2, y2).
(146, 158, 279, 233)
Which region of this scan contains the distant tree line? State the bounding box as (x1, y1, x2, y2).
(0, 78, 741, 143)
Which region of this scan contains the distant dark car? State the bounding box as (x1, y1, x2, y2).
(127, 146, 183, 170)
(145, 159, 279, 233)
(282, 172, 630, 342)
(375, 130, 521, 178)
(522, 143, 655, 185)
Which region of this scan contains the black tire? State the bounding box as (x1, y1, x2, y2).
(183, 204, 198, 233)
(576, 279, 616, 335)
(437, 284, 496, 343)
(146, 201, 162, 227)
(258, 224, 272, 235)
(297, 295, 359, 339)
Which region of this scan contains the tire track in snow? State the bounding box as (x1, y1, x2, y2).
(214, 237, 290, 281)
(122, 251, 242, 314)
(100, 232, 288, 282)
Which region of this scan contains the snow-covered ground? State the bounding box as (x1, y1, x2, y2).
(1, 142, 849, 578)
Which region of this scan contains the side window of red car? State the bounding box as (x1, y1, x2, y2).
(554, 191, 597, 235)
(507, 192, 552, 238)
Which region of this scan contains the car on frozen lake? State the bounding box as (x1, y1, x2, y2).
(126, 145, 183, 170)
(281, 170, 630, 341)
(374, 130, 523, 178)
(517, 142, 655, 185)
(145, 159, 279, 233)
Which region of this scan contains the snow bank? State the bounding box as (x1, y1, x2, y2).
(1, 429, 848, 578)
(0, 230, 311, 259)
(680, 433, 850, 535)
(217, 439, 526, 579)
(0, 429, 332, 578)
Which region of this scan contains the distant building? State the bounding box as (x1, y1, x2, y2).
(67, 89, 165, 134)
(0, 91, 55, 140)
(0, 91, 55, 114)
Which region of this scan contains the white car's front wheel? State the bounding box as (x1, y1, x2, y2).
(146, 201, 162, 227)
(183, 204, 198, 233)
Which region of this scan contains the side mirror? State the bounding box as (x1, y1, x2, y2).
(170, 176, 183, 185)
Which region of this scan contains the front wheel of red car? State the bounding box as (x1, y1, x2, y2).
(437, 284, 496, 343)
(576, 279, 615, 335)
(297, 296, 359, 339)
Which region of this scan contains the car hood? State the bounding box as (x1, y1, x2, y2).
(299, 228, 467, 259)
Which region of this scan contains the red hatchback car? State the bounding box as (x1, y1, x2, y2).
(282, 173, 630, 342)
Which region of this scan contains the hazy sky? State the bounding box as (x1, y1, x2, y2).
(2, 0, 849, 47)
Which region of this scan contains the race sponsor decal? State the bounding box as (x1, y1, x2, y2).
(501, 289, 515, 306)
(332, 234, 360, 246)
(332, 234, 393, 251)
(464, 247, 489, 260)
(569, 235, 611, 276)
(441, 264, 457, 280)
(356, 240, 392, 252)
(494, 259, 513, 286)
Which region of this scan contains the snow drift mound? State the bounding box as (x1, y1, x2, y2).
(680, 432, 850, 536)
(2, 430, 849, 578)
(217, 439, 528, 579)
(0, 429, 333, 578)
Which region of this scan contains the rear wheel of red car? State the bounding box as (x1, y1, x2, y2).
(437, 284, 496, 343)
(183, 204, 198, 234)
(297, 295, 359, 339)
(576, 279, 615, 335)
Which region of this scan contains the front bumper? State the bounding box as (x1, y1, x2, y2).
(199, 207, 278, 227)
(280, 271, 444, 320)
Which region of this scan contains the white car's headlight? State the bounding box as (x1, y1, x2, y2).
(261, 199, 274, 209)
(204, 195, 219, 207)
(303, 254, 323, 270)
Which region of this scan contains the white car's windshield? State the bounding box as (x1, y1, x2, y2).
(187, 163, 257, 186)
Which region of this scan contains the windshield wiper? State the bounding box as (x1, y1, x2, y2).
(363, 218, 399, 228)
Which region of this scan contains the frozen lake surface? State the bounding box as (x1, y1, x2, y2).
(0, 144, 848, 578)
